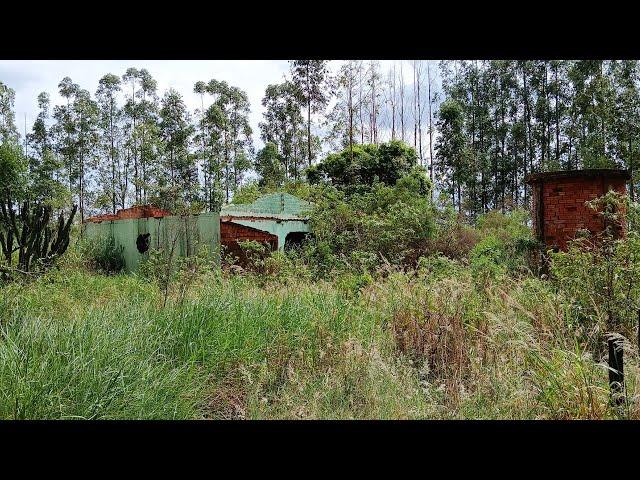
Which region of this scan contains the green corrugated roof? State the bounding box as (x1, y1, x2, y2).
(221, 193, 313, 219)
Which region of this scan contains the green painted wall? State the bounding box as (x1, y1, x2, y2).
(84, 212, 220, 272)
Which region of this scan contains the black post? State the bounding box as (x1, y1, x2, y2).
(608, 337, 625, 407)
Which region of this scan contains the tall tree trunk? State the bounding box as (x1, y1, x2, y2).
(359, 62, 365, 144)
(629, 136, 635, 201)
(110, 96, 116, 214)
(400, 61, 405, 143)
(348, 78, 354, 161)
(428, 62, 434, 198)
(307, 63, 312, 167)
(417, 61, 423, 166)
(555, 62, 561, 164)
(413, 62, 417, 150)
(391, 63, 396, 140)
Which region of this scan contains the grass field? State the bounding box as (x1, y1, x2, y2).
(2, 251, 638, 420)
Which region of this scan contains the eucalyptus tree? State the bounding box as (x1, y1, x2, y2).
(254, 142, 285, 187)
(228, 86, 253, 192)
(137, 69, 159, 203)
(201, 80, 253, 204)
(28, 93, 51, 160)
(325, 61, 362, 160)
(122, 67, 141, 203)
(194, 81, 210, 207)
(610, 60, 640, 200)
(0, 81, 18, 143)
(435, 98, 467, 212)
(568, 60, 616, 168)
(73, 89, 100, 224)
(259, 81, 304, 179)
(158, 89, 195, 211)
(95, 74, 122, 213)
(290, 60, 331, 167)
(26, 92, 65, 205)
(52, 77, 80, 196)
(204, 80, 232, 204)
(51, 80, 98, 224)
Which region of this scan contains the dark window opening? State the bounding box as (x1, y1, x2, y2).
(284, 232, 310, 251)
(136, 233, 150, 254)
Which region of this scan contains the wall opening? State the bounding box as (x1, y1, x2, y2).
(284, 232, 310, 251)
(136, 233, 151, 254)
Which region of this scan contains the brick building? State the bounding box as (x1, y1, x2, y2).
(525, 169, 630, 251)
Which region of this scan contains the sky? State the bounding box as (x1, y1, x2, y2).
(0, 60, 440, 158)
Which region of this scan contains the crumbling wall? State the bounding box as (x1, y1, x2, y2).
(86, 205, 171, 223)
(84, 212, 220, 272)
(220, 221, 278, 266)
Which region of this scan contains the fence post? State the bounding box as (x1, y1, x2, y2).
(608, 336, 625, 408)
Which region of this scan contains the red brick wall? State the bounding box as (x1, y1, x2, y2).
(537, 176, 627, 250)
(86, 205, 171, 223)
(220, 221, 278, 266)
(113, 205, 171, 220)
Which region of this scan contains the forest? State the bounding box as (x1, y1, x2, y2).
(1, 60, 639, 220)
(1, 60, 640, 420)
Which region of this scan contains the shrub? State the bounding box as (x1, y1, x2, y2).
(423, 220, 481, 261)
(306, 177, 435, 275)
(469, 235, 508, 289)
(550, 195, 640, 348)
(417, 254, 463, 281)
(80, 235, 125, 274)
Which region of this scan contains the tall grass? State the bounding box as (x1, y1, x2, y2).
(1, 259, 638, 419)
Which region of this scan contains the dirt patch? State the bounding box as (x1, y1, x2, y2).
(203, 373, 247, 420)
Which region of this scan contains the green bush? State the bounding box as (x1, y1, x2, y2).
(550, 194, 640, 346)
(80, 235, 125, 275)
(470, 235, 508, 288)
(305, 176, 436, 275)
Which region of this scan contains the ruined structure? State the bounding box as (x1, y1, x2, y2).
(83, 194, 312, 271)
(85, 205, 171, 223)
(525, 169, 630, 251)
(220, 193, 312, 261)
(84, 206, 220, 272)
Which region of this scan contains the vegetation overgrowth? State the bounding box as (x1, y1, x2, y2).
(2, 175, 640, 419)
(3, 59, 640, 419)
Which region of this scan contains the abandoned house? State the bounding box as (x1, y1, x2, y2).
(525, 168, 630, 251)
(84, 205, 220, 272)
(219, 193, 313, 262)
(83, 193, 312, 271)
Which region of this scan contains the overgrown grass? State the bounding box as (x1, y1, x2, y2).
(1, 255, 639, 419)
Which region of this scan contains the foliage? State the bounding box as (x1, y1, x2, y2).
(139, 241, 214, 307)
(254, 142, 285, 187)
(230, 182, 262, 205)
(79, 235, 125, 275)
(305, 174, 435, 274)
(469, 236, 508, 289)
(238, 240, 270, 273)
(0, 141, 28, 199)
(307, 141, 419, 192)
(4, 247, 640, 419)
